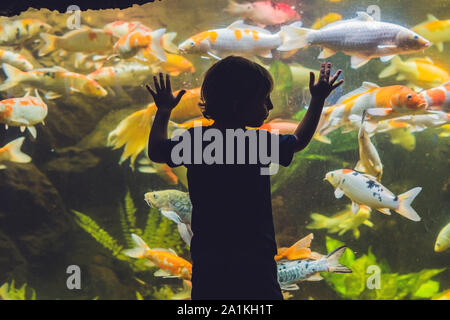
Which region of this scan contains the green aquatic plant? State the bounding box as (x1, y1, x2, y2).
(268, 60, 293, 117)
(0, 281, 36, 300)
(322, 237, 446, 300)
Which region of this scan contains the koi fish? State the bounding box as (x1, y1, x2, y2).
(124, 234, 192, 280)
(325, 169, 422, 221)
(0, 137, 32, 170)
(0, 49, 33, 71)
(315, 82, 428, 141)
(225, 0, 300, 27)
(39, 27, 116, 56)
(311, 13, 342, 30)
(0, 90, 47, 138)
(277, 246, 351, 291)
(113, 27, 166, 60)
(107, 88, 202, 166)
(0, 19, 51, 46)
(394, 111, 450, 133)
(434, 222, 450, 252)
(138, 157, 188, 188)
(149, 53, 195, 76)
(178, 20, 299, 59)
(307, 205, 373, 240)
(259, 118, 297, 134)
(379, 56, 450, 89)
(88, 62, 153, 88)
(278, 12, 430, 69)
(275, 233, 320, 262)
(412, 14, 450, 52)
(144, 190, 193, 246)
(420, 82, 450, 112)
(104, 20, 142, 37)
(0, 64, 108, 99)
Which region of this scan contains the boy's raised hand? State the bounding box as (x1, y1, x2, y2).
(146, 73, 186, 112)
(309, 62, 343, 102)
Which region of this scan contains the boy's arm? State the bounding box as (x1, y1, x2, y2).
(146, 73, 186, 163)
(292, 62, 343, 152)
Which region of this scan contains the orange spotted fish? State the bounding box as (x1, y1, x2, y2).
(260, 119, 298, 134)
(0, 19, 51, 46)
(124, 234, 192, 280)
(0, 90, 47, 138)
(113, 26, 166, 60)
(420, 82, 450, 112)
(0, 137, 32, 170)
(315, 82, 428, 141)
(0, 49, 33, 71)
(275, 233, 320, 262)
(103, 20, 142, 37)
(412, 14, 450, 52)
(0, 63, 107, 99)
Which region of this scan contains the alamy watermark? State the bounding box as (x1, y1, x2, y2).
(66, 265, 81, 289)
(66, 5, 81, 30)
(366, 265, 381, 290)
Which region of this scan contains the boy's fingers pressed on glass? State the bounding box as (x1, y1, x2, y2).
(153, 76, 160, 92)
(309, 72, 315, 88)
(166, 74, 171, 92)
(175, 90, 186, 104)
(159, 73, 165, 91)
(332, 79, 344, 89)
(146, 84, 156, 100)
(330, 70, 342, 85)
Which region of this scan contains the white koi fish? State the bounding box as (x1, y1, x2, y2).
(325, 169, 422, 221)
(0, 19, 51, 46)
(0, 49, 33, 71)
(0, 137, 32, 170)
(88, 62, 153, 88)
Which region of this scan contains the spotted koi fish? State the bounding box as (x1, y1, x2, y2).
(420, 82, 450, 112)
(0, 137, 32, 170)
(88, 62, 153, 88)
(315, 82, 428, 142)
(277, 246, 351, 291)
(0, 63, 107, 99)
(113, 27, 166, 60)
(0, 19, 51, 46)
(178, 20, 299, 59)
(0, 90, 47, 138)
(325, 169, 422, 221)
(412, 14, 450, 52)
(124, 234, 192, 280)
(0, 49, 33, 71)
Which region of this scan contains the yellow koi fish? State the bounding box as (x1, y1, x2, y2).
(434, 222, 450, 252)
(311, 13, 342, 30)
(0, 49, 33, 71)
(0, 19, 51, 46)
(379, 56, 450, 89)
(124, 234, 192, 280)
(0, 137, 32, 170)
(150, 53, 195, 76)
(412, 14, 450, 52)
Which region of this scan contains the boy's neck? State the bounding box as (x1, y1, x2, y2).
(211, 121, 246, 131)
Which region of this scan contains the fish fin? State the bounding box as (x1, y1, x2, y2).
(39, 33, 59, 56)
(426, 14, 439, 22)
(70, 87, 81, 94)
(351, 202, 360, 214)
(313, 133, 331, 144)
(207, 51, 222, 60)
(354, 160, 365, 172)
(377, 208, 391, 215)
(435, 42, 444, 52)
(396, 74, 406, 81)
(366, 108, 394, 117)
(161, 32, 178, 53)
(318, 48, 336, 59)
(20, 126, 26, 132)
(258, 50, 273, 58)
(277, 26, 312, 51)
(355, 12, 375, 21)
(27, 126, 37, 139)
(160, 209, 182, 224)
(168, 248, 178, 256)
(44, 91, 62, 100)
(177, 223, 192, 247)
(364, 120, 378, 133)
(362, 82, 380, 89)
(281, 284, 300, 291)
(307, 213, 329, 229)
(334, 187, 345, 199)
(0, 63, 25, 91)
(137, 166, 157, 174)
(226, 20, 246, 29)
(149, 28, 167, 62)
(351, 56, 371, 69)
(379, 55, 396, 63)
(143, 261, 156, 267)
(154, 269, 172, 277)
(379, 56, 402, 78)
(396, 187, 422, 221)
(306, 273, 323, 281)
(0, 164, 6, 170)
(3, 137, 31, 163)
(227, 20, 271, 34)
(326, 246, 352, 273)
(123, 234, 149, 258)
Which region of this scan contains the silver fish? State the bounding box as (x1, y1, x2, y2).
(277, 246, 351, 291)
(278, 12, 430, 69)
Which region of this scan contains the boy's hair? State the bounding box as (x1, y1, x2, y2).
(199, 56, 273, 122)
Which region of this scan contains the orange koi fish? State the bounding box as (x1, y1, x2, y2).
(275, 233, 316, 262)
(124, 234, 192, 280)
(260, 119, 298, 134)
(420, 82, 450, 112)
(0, 137, 32, 170)
(0, 19, 51, 46)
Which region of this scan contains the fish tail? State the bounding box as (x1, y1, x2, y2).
(177, 223, 192, 247)
(396, 187, 422, 221)
(3, 137, 32, 164)
(0, 63, 25, 91)
(123, 234, 149, 258)
(326, 246, 352, 273)
(307, 213, 329, 229)
(379, 56, 402, 78)
(313, 133, 331, 144)
(277, 26, 312, 51)
(150, 28, 167, 62)
(39, 33, 58, 56)
(161, 32, 178, 54)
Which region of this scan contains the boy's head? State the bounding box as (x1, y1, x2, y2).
(199, 56, 274, 127)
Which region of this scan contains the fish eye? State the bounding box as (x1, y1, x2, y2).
(331, 173, 334, 177)
(153, 194, 158, 198)
(407, 94, 412, 100)
(414, 35, 419, 40)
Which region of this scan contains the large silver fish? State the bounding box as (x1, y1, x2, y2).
(278, 12, 430, 69)
(277, 246, 351, 291)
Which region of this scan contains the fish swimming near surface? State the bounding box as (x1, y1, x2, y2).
(0, 49, 34, 71)
(124, 233, 192, 280)
(0, 63, 108, 99)
(325, 169, 422, 221)
(39, 27, 117, 56)
(144, 190, 193, 246)
(434, 222, 450, 252)
(277, 246, 352, 291)
(224, 0, 300, 27)
(307, 205, 373, 240)
(0, 90, 47, 138)
(0, 137, 32, 170)
(113, 27, 167, 60)
(379, 56, 450, 90)
(420, 82, 450, 112)
(0, 19, 51, 46)
(278, 12, 430, 69)
(412, 14, 450, 52)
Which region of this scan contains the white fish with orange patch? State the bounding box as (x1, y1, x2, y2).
(0, 90, 47, 138)
(0, 19, 51, 46)
(420, 82, 450, 112)
(0, 49, 33, 71)
(113, 26, 167, 60)
(0, 137, 32, 170)
(325, 169, 422, 221)
(104, 20, 142, 37)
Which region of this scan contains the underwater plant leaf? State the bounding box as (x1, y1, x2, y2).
(0, 281, 36, 300)
(325, 236, 355, 266)
(136, 291, 144, 300)
(269, 60, 293, 93)
(143, 207, 161, 245)
(292, 109, 306, 121)
(413, 280, 440, 299)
